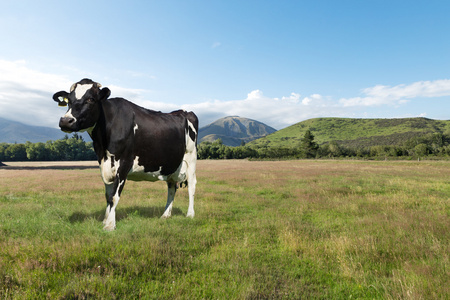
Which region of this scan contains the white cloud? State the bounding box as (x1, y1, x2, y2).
(0, 59, 72, 127)
(0, 59, 373, 130)
(174, 90, 336, 129)
(276, 92, 301, 103)
(247, 89, 264, 100)
(339, 79, 450, 107)
(301, 94, 323, 106)
(0, 60, 150, 128)
(1, 59, 450, 132)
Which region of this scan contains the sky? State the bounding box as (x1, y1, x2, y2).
(0, 0, 449, 130)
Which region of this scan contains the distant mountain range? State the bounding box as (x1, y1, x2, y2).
(3, 116, 450, 150)
(0, 116, 275, 146)
(0, 117, 89, 143)
(198, 116, 277, 146)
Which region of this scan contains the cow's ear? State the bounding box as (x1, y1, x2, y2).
(53, 91, 70, 107)
(99, 87, 111, 101)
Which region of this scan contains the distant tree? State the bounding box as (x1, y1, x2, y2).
(72, 133, 84, 141)
(26, 142, 50, 161)
(299, 130, 319, 158)
(414, 143, 429, 157)
(5, 143, 27, 161)
(197, 141, 212, 159)
(327, 141, 342, 157)
(0, 143, 7, 161)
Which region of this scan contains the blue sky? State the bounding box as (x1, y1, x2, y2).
(0, 0, 449, 129)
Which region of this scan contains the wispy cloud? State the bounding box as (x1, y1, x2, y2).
(339, 79, 450, 107)
(211, 42, 221, 49)
(108, 85, 148, 101)
(1, 59, 449, 130)
(124, 70, 157, 80)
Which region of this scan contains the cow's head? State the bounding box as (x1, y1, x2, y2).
(53, 78, 111, 133)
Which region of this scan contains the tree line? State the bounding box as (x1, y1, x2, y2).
(0, 134, 96, 162)
(2, 130, 450, 162)
(198, 130, 450, 160)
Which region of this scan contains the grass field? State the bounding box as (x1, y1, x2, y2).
(0, 160, 449, 299)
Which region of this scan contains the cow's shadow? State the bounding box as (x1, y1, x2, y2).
(68, 205, 183, 223)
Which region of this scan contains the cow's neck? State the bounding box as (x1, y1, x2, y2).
(89, 103, 109, 163)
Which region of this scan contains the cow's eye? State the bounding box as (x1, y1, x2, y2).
(86, 98, 95, 104)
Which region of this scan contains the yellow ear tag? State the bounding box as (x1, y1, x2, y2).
(58, 97, 69, 107)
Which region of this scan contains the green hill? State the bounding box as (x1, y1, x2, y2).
(248, 117, 450, 149)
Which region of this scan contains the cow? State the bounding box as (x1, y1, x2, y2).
(52, 78, 198, 231)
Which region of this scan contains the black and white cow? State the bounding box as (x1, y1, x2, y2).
(53, 78, 198, 231)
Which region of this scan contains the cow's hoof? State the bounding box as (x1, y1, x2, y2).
(161, 207, 172, 219)
(186, 211, 195, 218)
(103, 224, 115, 231)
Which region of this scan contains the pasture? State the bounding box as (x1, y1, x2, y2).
(0, 160, 449, 299)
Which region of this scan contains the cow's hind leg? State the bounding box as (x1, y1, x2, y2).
(186, 173, 196, 218)
(186, 157, 197, 218)
(103, 177, 126, 231)
(161, 181, 177, 218)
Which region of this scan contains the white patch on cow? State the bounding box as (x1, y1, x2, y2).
(74, 83, 93, 100)
(133, 124, 139, 134)
(186, 120, 197, 152)
(131, 156, 145, 173)
(63, 108, 76, 121)
(127, 156, 167, 181)
(187, 119, 197, 136)
(113, 180, 125, 206)
(100, 150, 119, 184)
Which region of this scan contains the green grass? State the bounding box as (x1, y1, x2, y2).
(1, 160, 449, 299)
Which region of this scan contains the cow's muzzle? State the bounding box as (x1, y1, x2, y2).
(59, 117, 76, 132)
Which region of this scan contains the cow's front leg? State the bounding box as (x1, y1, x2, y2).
(103, 176, 126, 231)
(103, 183, 114, 225)
(161, 181, 177, 218)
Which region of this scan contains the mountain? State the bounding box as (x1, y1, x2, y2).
(199, 116, 277, 146)
(4, 116, 449, 149)
(0, 117, 89, 143)
(248, 117, 450, 149)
